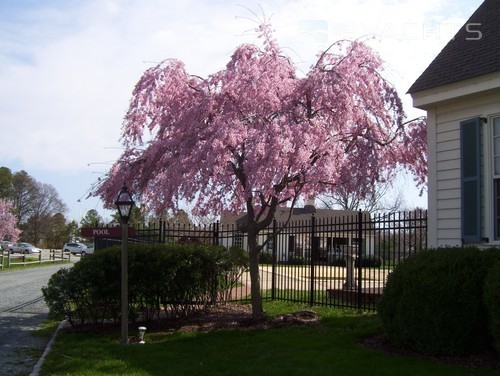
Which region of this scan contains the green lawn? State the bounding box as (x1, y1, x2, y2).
(1, 257, 68, 270)
(39, 302, 497, 375)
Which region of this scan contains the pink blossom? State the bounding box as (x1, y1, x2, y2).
(0, 199, 20, 242)
(95, 24, 426, 216)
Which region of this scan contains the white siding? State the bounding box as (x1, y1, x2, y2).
(426, 109, 438, 247)
(435, 118, 461, 245)
(422, 89, 500, 247)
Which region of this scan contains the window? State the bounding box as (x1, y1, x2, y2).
(493, 117, 500, 240)
(233, 233, 243, 248)
(288, 235, 295, 254)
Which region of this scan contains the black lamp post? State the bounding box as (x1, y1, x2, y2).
(115, 184, 134, 344)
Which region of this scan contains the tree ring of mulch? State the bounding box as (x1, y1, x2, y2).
(61, 304, 321, 338)
(134, 304, 322, 336)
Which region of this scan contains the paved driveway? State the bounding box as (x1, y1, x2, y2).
(0, 263, 71, 375)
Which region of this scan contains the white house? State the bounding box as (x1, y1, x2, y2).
(220, 199, 375, 262)
(408, 0, 500, 248)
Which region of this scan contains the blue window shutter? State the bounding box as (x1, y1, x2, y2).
(460, 117, 482, 243)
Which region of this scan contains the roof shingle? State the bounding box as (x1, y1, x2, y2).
(408, 0, 500, 94)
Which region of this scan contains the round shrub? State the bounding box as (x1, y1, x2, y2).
(484, 260, 500, 353)
(41, 267, 74, 320)
(378, 247, 499, 356)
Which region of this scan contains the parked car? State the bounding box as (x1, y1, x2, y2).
(85, 243, 95, 255)
(0, 240, 14, 252)
(9, 242, 42, 254)
(63, 242, 88, 255)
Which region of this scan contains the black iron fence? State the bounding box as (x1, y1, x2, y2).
(224, 210, 427, 310)
(96, 210, 427, 311)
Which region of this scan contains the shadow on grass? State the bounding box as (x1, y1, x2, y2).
(41, 305, 498, 376)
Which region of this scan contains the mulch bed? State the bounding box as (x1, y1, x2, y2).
(132, 304, 322, 334)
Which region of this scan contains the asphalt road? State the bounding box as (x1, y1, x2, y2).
(0, 263, 72, 375)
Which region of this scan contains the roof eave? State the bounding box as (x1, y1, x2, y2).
(410, 71, 500, 110)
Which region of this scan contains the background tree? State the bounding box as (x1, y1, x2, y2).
(0, 166, 13, 199)
(0, 198, 21, 242)
(190, 212, 219, 227)
(79, 209, 105, 243)
(21, 182, 68, 245)
(164, 209, 192, 226)
(94, 23, 427, 318)
(80, 209, 104, 228)
(11, 170, 38, 225)
(0, 167, 70, 246)
(66, 220, 80, 242)
(109, 205, 147, 226)
(44, 213, 70, 248)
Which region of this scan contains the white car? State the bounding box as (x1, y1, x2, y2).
(85, 243, 95, 255)
(63, 242, 89, 255)
(9, 242, 42, 254)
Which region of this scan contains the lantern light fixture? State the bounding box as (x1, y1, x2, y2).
(115, 185, 135, 224)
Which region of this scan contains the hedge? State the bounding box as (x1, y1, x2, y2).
(42, 243, 248, 327)
(484, 259, 500, 352)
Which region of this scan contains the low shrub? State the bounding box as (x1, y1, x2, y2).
(354, 256, 382, 268)
(42, 243, 248, 326)
(42, 248, 122, 326)
(328, 257, 346, 267)
(378, 247, 499, 356)
(288, 255, 305, 265)
(259, 251, 273, 264)
(484, 260, 500, 353)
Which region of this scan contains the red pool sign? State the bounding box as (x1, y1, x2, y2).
(81, 227, 136, 237)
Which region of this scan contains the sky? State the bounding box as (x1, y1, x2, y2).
(0, 0, 484, 223)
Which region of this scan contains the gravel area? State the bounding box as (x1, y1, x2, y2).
(0, 262, 72, 375)
(0, 311, 49, 375)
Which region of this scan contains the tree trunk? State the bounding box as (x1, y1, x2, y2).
(247, 227, 264, 319)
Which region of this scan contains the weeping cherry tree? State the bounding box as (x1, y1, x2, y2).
(94, 23, 427, 319)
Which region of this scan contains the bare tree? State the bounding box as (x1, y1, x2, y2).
(318, 181, 405, 214)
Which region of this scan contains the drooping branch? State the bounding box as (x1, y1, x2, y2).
(93, 21, 427, 320)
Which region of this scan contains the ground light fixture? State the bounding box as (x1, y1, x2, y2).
(138, 326, 147, 344)
(115, 184, 135, 344)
